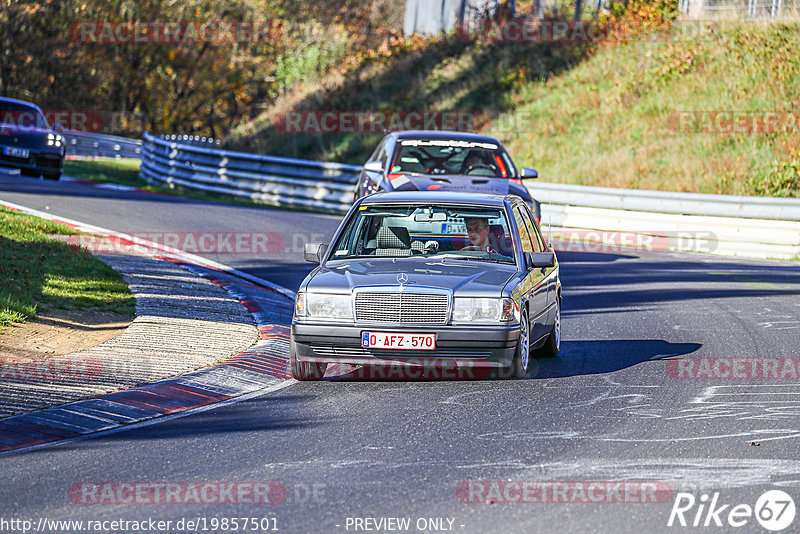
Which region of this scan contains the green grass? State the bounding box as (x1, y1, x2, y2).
(64, 158, 143, 188)
(0, 207, 135, 332)
(499, 22, 800, 196)
(226, 18, 800, 198)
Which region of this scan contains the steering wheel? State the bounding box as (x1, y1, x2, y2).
(464, 163, 496, 176)
(460, 245, 484, 252)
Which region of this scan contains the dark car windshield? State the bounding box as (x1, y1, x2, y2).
(330, 203, 516, 264)
(390, 139, 517, 178)
(0, 101, 48, 130)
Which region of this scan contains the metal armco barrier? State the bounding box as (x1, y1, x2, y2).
(530, 182, 800, 259)
(64, 130, 143, 159)
(540, 204, 800, 260)
(140, 132, 361, 213)
(139, 132, 799, 259)
(526, 182, 800, 222)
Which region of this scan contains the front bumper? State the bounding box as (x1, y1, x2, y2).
(292, 322, 520, 369)
(0, 148, 64, 173)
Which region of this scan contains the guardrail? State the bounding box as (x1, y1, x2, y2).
(526, 182, 800, 222)
(532, 183, 800, 260)
(139, 133, 799, 259)
(63, 130, 143, 159)
(139, 132, 361, 213)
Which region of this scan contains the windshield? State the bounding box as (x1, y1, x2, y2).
(330, 203, 516, 264)
(390, 139, 517, 178)
(0, 101, 48, 130)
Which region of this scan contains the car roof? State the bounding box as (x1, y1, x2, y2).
(360, 191, 511, 207)
(386, 130, 504, 146)
(0, 96, 43, 112)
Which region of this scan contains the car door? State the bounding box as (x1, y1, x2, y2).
(526, 209, 557, 328)
(511, 204, 548, 342)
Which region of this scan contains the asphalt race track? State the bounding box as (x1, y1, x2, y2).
(2, 171, 800, 533)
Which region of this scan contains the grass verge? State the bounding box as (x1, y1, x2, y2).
(226, 10, 799, 198)
(0, 207, 135, 333)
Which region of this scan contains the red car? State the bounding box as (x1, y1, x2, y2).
(354, 130, 542, 223)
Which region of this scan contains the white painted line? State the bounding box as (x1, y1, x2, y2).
(0, 197, 302, 453)
(692, 384, 800, 404)
(0, 198, 296, 299)
(0, 379, 297, 456)
(94, 183, 137, 191)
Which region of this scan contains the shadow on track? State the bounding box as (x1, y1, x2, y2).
(559, 251, 800, 316)
(529, 338, 701, 379)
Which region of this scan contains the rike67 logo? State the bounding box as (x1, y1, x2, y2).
(668, 490, 796, 531)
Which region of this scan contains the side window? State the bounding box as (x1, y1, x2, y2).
(368, 139, 386, 164)
(361, 139, 388, 193)
(531, 222, 547, 252)
(512, 207, 535, 254)
(517, 205, 544, 252)
(380, 141, 393, 169)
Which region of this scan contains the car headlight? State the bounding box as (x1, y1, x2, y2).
(46, 133, 63, 147)
(452, 297, 515, 324)
(295, 292, 353, 321)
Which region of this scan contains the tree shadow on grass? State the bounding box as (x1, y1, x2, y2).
(227, 28, 601, 164)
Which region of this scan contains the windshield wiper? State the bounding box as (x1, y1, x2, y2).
(434, 254, 507, 263)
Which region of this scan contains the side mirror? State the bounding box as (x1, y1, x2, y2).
(304, 242, 328, 263)
(521, 167, 538, 179)
(363, 161, 383, 174)
(53, 123, 65, 133)
(528, 251, 555, 268)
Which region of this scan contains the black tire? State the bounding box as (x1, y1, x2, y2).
(495, 307, 530, 379)
(534, 296, 561, 359)
(43, 172, 61, 181)
(289, 342, 327, 381)
(21, 169, 40, 178)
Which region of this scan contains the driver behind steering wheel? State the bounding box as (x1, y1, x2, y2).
(462, 217, 499, 253)
(460, 150, 494, 175)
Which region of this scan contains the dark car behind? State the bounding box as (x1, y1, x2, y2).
(0, 97, 65, 180)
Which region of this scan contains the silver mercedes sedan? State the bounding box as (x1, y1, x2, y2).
(290, 191, 561, 381)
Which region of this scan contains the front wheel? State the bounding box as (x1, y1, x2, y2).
(43, 172, 61, 181)
(496, 307, 530, 379)
(535, 296, 561, 358)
